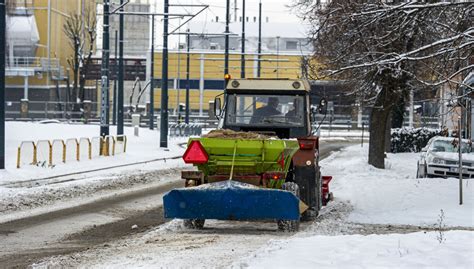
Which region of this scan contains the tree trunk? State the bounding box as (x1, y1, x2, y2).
(73, 42, 79, 104)
(385, 114, 392, 153)
(368, 84, 397, 169)
(391, 95, 405, 128)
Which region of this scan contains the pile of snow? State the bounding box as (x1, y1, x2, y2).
(323, 145, 473, 227)
(0, 166, 184, 217)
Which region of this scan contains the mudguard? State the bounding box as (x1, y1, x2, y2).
(163, 181, 300, 221)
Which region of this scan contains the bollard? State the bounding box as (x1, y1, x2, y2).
(20, 99, 29, 119)
(16, 147, 21, 169)
(83, 100, 92, 123)
(132, 114, 140, 137)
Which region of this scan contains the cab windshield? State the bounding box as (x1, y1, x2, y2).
(225, 94, 305, 127)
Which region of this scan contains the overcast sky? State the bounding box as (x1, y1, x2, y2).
(151, 0, 301, 23)
(98, 0, 303, 49)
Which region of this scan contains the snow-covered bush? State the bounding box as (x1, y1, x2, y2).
(391, 127, 442, 153)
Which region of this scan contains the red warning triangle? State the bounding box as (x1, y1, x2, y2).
(183, 140, 209, 164)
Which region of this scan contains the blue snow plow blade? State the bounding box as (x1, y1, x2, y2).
(163, 181, 300, 221)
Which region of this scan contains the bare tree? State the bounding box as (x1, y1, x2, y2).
(63, 9, 96, 107)
(294, 0, 473, 168)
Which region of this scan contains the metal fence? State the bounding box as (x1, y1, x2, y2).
(5, 100, 439, 131)
(5, 101, 99, 120)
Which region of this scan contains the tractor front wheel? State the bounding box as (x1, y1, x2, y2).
(184, 219, 205, 229)
(277, 182, 300, 232)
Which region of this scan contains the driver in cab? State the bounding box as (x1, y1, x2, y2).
(250, 97, 281, 124)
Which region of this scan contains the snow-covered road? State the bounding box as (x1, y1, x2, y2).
(28, 145, 474, 269)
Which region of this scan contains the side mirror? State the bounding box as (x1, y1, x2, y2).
(214, 97, 222, 119)
(421, 147, 428, 152)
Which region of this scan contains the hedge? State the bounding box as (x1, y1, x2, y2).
(391, 127, 442, 153)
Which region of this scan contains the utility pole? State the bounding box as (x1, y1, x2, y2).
(160, 0, 169, 148)
(100, 0, 110, 137)
(185, 29, 190, 124)
(113, 30, 118, 125)
(0, 0, 5, 169)
(149, 15, 155, 130)
(276, 36, 280, 78)
(224, 0, 230, 81)
(176, 25, 181, 119)
(234, 0, 237, 22)
(257, 1, 262, 78)
(117, 0, 124, 136)
(240, 0, 245, 79)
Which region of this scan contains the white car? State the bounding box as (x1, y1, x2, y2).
(417, 136, 474, 178)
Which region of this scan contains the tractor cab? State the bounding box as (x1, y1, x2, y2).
(215, 79, 312, 139)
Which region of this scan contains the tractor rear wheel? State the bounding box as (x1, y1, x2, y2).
(277, 182, 300, 232)
(184, 219, 205, 229)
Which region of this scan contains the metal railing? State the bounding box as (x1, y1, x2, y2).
(5, 101, 100, 120)
(17, 135, 127, 168)
(6, 57, 60, 72)
(169, 123, 203, 137)
(5, 100, 439, 131)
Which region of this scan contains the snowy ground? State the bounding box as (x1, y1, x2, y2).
(237, 145, 474, 268)
(1, 121, 188, 181)
(0, 121, 188, 217)
(32, 144, 473, 268)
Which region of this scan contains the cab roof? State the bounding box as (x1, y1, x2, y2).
(226, 79, 310, 92)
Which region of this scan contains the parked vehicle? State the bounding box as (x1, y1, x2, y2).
(163, 79, 333, 232)
(416, 136, 473, 178)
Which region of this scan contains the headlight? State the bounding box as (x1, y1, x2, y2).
(432, 157, 445, 164)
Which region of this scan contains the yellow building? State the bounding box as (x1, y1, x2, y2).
(5, 0, 96, 101)
(151, 51, 305, 112)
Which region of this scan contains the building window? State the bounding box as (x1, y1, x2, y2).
(286, 41, 298, 50)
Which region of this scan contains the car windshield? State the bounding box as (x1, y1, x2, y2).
(225, 94, 305, 127)
(430, 139, 471, 153)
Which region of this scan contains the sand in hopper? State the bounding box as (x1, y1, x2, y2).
(203, 129, 270, 139)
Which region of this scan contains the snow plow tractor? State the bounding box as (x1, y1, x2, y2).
(163, 79, 333, 232)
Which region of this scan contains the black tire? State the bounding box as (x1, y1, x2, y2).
(277, 182, 300, 232)
(293, 163, 320, 222)
(183, 219, 205, 229)
(302, 171, 322, 221)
